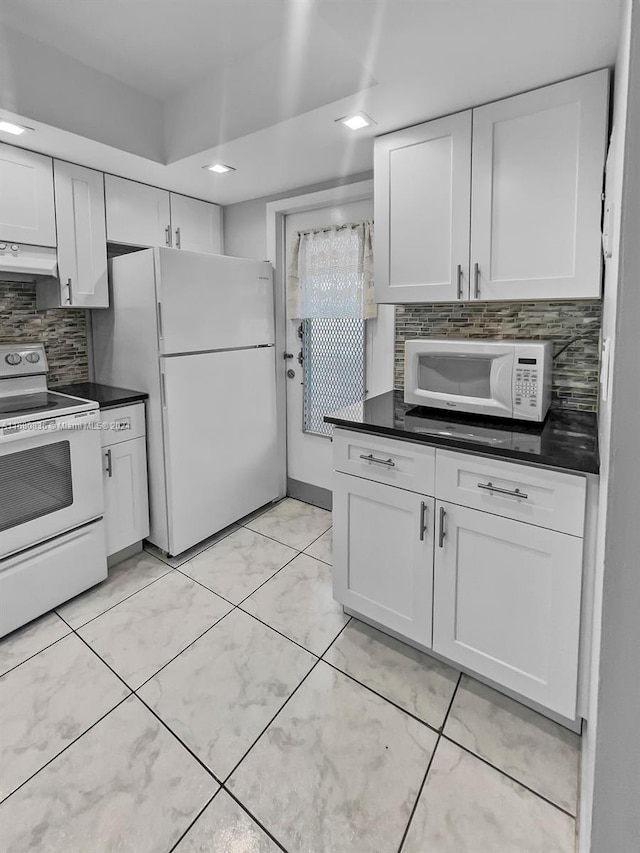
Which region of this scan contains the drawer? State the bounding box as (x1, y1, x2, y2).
(333, 429, 435, 495)
(100, 403, 146, 447)
(435, 450, 586, 536)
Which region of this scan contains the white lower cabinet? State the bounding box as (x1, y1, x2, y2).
(102, 434, 149, 557)
(333, 430, 589, 720)
(432, 501, 583, 718)
(333, 472, 434, 647)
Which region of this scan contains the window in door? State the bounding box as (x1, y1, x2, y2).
(302, 317, 365, 436)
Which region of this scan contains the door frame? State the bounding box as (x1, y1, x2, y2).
(266, 179, 375, 504)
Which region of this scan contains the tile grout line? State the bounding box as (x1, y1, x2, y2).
(221, 785, 290, 853)
(55, 560, 174, 632)
(0, 624, 74, 680)
(319, 657, 442, 738)
(220, 657, 324, 785)
(166, 788, 222, 853)
(439, 733, 578, 820)
(0, 693, 131, 808)
(395, 671, 462, 853)
(57, 617, 226, 787)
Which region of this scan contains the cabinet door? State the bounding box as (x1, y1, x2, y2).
(103, 437, 150, 557)
(432, 501, 583, 717)
(105, 175, 171, 247)
(0, 144, 56, 246)
(470, 69, 609, 301)
(54, 161, 108, 308)
(170, 193, 223, 254)
(333, 473, 434, 646)
(374, 110, 471, 303)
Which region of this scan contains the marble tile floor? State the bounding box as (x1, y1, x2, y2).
(0, 497, 581, 853)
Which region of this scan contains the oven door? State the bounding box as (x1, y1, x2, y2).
(0, 409, 104, 559)
(404, 341, 514, 418)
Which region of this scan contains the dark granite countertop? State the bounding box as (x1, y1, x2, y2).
(54, 382, 148, 411)
(325, 391, 599, 475)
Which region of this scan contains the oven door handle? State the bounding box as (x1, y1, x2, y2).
(104, 448, 113, 478)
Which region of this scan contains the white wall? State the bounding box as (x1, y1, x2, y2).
(224, 172, 374, 260)
(581, 2, 640, 850)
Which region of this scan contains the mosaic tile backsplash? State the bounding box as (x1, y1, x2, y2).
(395, 300, 602, 412)
(0, 281, 90, 386)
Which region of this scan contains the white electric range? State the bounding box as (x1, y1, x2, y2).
(0, 343, 107, 637)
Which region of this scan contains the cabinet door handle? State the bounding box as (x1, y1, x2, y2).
(438, 506, 446, 548)
(105, 448, 113, 478)
(456, 264, 463, 299)
(175, 226, 181, 249)
(359, 453, 395, 467)
(473, 262, 480, 298)
(65, 278, 73, 306)
(419, 501, 428, 541)
(165, 225, 172, 247)
(477, 482, 529, 499)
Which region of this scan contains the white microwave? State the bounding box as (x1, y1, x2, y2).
(404, 338, 553, 422)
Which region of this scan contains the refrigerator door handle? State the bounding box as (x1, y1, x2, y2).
(160, 372, 167, 408)
(157, 303, 163, 340)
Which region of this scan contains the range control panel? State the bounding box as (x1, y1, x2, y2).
(0, 344, 48, 378)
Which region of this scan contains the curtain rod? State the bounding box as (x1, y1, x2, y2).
(296, 220, 373, 237)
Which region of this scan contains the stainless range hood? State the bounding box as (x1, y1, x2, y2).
(0, 242, 58, 281)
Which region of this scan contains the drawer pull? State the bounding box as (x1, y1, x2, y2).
(359, 454, 395, 468)
(438, 506, 446, 548)
(477, 482, 529, 500)
(419, 501, 428, 541)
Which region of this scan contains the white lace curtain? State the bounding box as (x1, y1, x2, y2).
(287, 221, 376, 320)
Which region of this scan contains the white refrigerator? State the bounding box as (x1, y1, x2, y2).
(92, 248, 281, 556)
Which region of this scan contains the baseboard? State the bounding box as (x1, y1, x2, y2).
(107, 541, 143, 568)
(287, 478, 332, 511)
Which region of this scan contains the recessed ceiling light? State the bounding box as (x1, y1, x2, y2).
(0, 120, 32, 136)
(337, 112, 376, 131)
(205, 163, 235, 174)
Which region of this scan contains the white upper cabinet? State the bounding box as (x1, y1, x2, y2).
(170, 193, 223, 255)
(0, 144, 56, 247)
(471, 70, 609, 301)
(374, 70, 609, 304)
(105, 175, 171, 247)
(375, 111, 472, 303)
(39, 160, 108, 308)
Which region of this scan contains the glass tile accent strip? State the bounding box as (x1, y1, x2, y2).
(302, 317, 365, 437)
(0, 441, 73, 532)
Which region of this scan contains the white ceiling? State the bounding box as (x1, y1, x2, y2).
(0, 0, 292, 99)
(0, 0, 623, 206)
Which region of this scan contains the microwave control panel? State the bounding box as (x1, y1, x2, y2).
(513, 358, 539, 412)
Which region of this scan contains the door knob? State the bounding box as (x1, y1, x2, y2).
(287, 369, 296, 379)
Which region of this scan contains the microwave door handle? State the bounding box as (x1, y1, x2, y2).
(492, 357, 513, 411)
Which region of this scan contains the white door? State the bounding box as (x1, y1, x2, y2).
(170, 193, 223, 254)
(155, 249, 274, 354)
(54, 160, 108, 308)
(432, 501, 583, 718)
(105, 175, 171, 247)
(333, 473, 434, 647)
(374, 110, 472, 303)
(103, 437, 150, 557)
(161, 347, 279, 556)
(0, 143, 56, 246)
(285, 198, 385, 494)
(470, 69, 609, 301)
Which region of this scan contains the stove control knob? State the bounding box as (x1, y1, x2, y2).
(5, 353, 22, 365)
(25, 352, 40, 363)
